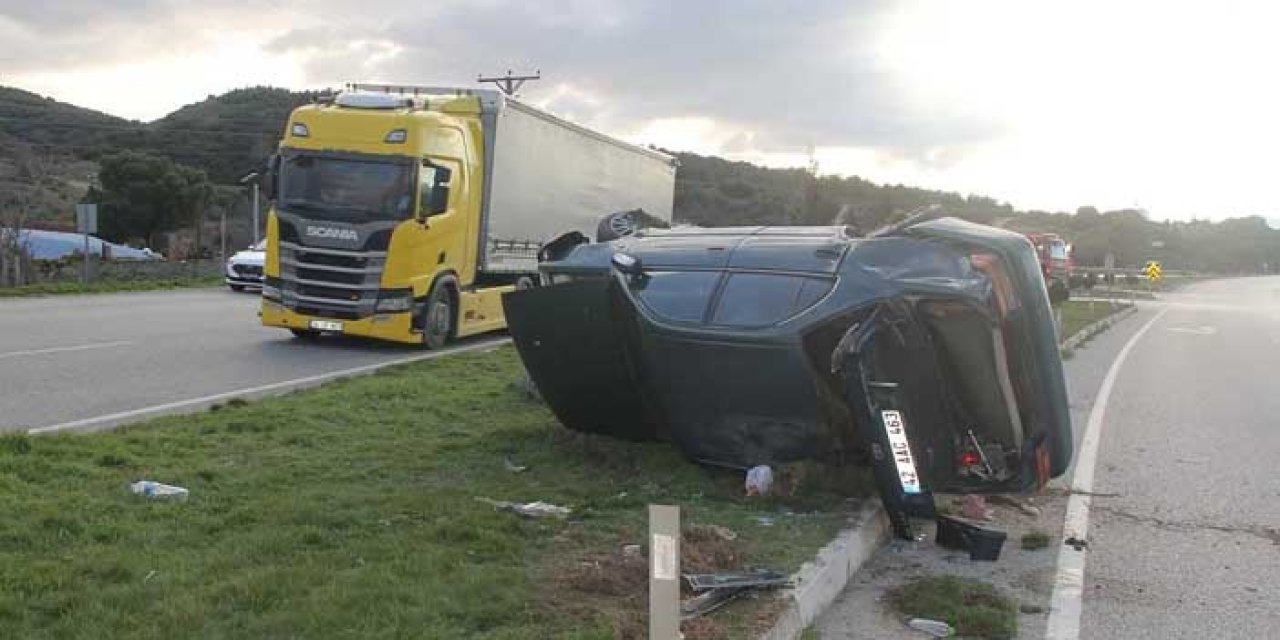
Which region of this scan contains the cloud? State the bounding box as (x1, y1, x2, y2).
(260, 0, 998, 153)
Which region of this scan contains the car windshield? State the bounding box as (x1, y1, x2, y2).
(279, 153, 414, 222)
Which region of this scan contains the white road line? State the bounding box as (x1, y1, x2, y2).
(0, 340, 134, 360)
(28, 337, 511, 435)
(1045, 308, 1168, 640)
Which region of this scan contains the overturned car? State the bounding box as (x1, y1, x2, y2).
(502, 217, 1072, 538)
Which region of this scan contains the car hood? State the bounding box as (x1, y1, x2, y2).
(228, 250, 265, 265)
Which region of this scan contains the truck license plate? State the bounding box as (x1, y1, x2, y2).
(309, 320, 344, 332)
(880, 410, 922, 494)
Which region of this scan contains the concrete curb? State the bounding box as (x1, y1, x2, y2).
(759, 502, 890, 640)
(27, 337, 511, 436)
(1060, 303, 1139, 352)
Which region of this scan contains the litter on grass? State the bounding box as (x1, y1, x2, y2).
(744, 465, 773, 496)
(907, 617, 956, 637)
(475, 497, 571, 519)
(130, 480, 189, 501)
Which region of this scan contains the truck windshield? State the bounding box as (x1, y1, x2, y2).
(279, 154, 414, 222)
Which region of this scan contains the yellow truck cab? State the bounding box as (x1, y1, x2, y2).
(259, 84, 675, 347)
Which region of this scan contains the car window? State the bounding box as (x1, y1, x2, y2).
(711, 273, 833, 327)
(632, 271, 720, 323)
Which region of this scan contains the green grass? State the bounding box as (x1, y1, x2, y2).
(889, 576, 1017, 639)
(1059, 299, 1128, 340)
(0, 276, 223, 297)
(0, 347, 855, 639)
(1020, 531, 1051, 550)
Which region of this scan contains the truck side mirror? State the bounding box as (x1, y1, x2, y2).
(419, 162, 452, 221)
(262, 154, 280, 201)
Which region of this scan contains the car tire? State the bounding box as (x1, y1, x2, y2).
(421, 282, 455, 350)
(515, 275, 536, 290)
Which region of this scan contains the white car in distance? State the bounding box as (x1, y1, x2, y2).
(225, 239, 265, 291)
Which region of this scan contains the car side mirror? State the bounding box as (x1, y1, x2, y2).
(418, 162, 452, 222)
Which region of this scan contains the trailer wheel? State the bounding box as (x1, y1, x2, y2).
(421, 282, 455, 350)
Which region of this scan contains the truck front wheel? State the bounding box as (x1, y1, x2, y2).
(421, 283, 455, 350)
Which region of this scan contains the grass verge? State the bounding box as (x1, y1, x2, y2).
(0, 346, 858, 639)
(0, 276, 223, 298)
(1059, 299, 1129, 339)
(889, 575, 1017, 639)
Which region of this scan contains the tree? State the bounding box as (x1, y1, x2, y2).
(95, 151, 213, 249)
(0, 148, 53, 286)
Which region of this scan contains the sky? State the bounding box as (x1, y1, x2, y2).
(2, 0, 1278, 221)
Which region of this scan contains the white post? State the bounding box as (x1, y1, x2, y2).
(649, 505, 680, 640)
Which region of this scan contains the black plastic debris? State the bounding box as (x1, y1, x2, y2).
(935, 515, 1008, 561)
(680, 569, 791, 620)
(680, 587, 750, 619)
(685, 569, 789, 591)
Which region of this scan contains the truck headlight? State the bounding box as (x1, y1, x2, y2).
(375, 289, 413, 313)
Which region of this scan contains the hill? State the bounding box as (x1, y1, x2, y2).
(1, 85, 1278, 273)
(149, 87, 315, 182)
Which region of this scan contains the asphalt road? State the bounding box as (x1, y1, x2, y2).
(0, 288, 502, 432)
(1079, 277, 1280, 638)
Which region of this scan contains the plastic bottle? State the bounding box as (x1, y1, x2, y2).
(744, 465, 774, 496)
(130, 480, 189, 501)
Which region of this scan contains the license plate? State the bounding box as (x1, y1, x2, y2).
(308, 320, 344, 332)
(880, 410, 922, 494)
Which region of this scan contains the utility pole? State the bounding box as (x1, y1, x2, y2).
(239, 172, 261, 245)
(252, 183, 260, 244)
(477, 70, 541, 96)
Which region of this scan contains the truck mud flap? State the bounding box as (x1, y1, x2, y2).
(502, 280, 660, 441)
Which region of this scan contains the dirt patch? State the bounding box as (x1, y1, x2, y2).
(682, 525, 747, 575)
(545, 527, 751, 639)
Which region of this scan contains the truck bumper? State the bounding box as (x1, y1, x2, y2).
(260, 301, 421, 345)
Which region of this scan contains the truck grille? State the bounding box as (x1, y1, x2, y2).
(278, 241, 386, 318)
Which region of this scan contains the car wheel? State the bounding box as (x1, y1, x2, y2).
(421, 283, 455, 350)
(515, 275, 536, 290)
(596, 210, 639, 242)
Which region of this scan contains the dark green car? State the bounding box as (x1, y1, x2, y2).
(503, 217, 1071, 538)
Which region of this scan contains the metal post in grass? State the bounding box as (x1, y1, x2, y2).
(649, 504, 680, 640)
